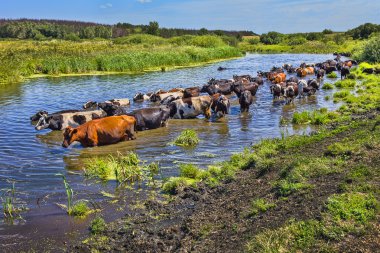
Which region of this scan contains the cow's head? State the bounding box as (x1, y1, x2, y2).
(62, 126, 78, 148)
(133, 92, 144, 102)
(34, 112, 51, 130)
(83, 101, 97, 109)
(30, 110, 48, 121)
(215, 95, 230, 118)
(98, 102, 120, 116)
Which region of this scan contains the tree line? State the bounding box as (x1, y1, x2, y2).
(0, 19, 255, 41)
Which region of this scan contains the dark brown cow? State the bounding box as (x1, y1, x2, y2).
(183, 87, 201, 98)
(62, 115, 136, 147)
(239, 90, 253, 112)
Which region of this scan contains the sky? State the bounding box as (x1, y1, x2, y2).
(1, 0, 379, 34)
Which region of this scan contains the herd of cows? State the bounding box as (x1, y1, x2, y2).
(30, 55, 358, 148)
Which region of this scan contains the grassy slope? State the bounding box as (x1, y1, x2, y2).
(78, 65, 380, 252)
(239, 38, 363, 54)
(0, 36, 242, 86)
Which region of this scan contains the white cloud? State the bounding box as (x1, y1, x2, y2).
(100, 3, 113, 9)
(137, 0, 152, 3)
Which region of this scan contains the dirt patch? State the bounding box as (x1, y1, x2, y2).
(75, 112, 380, 253)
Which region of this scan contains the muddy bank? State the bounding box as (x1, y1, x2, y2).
(75, 110, 380, 252)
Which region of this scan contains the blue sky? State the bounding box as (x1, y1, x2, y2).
(1, 0, 379, 34)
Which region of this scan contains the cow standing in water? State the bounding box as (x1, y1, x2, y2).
(62, 115, 136, 147)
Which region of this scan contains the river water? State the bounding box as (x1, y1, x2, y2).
(0, 53, 340, 251)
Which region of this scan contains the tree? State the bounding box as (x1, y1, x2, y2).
(260, 31, 284, 45)
(198, 28, 208, 35)
(146, 21, 159, 36)
(322, 29, 333, 34)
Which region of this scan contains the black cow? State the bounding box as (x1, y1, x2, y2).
(128, 107, 171, 131)
(239, 90, 253, 112)
(341, 66, 350, 80)
(232, 82, 259, 97)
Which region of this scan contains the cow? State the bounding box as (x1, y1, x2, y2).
(287, 76, 299, 84)
(251, 76, 264, 85)
(341, 66, 350, 80)
(150, 91, 184, 102)
(217, 66, 228, 71)
(270, 82, 286, 99)
(316, 69, 325, 79)
(128, 107, 171, 131)
(307, 79, 320, 90)
(211, 94, 230, 117)
(296, 67, 314, 77)
(200, 82, 233, 95)
(183, 87, 201, 98)
(31, 109, 78, 121)
(160, 95, 180, 105)
(269, 73, 286, 83)
(133, 92, 152, 102)
(168, 95, 212, 119)
(62, 115, 136, 148)
(34, 109, 107, 131)
(284, 83, 299, 104)
(82, 101, 98, 110)
(83, 98, 130, 110)
(232, 82, 259, 97)
(362, 68, 374, 74)
(233, 75, 254, 83)
(239, 90, 253, 112)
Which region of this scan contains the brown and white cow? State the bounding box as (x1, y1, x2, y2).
(168, 95, 212, 119)
(62, 115, 136, 147)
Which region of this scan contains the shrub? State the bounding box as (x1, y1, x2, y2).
(69, 201, 90, 217)
(90, 217, 106, 234)
(327, 72, 338, 78)
(356, 35, 380, 63)
(247, 38, 260, 45)
(179, 164, 201, 178)
(173, 129, 199, 147)
(322, 83, 334, 89)
(292, 111, 310, 124)
(334, 79, 356, 89)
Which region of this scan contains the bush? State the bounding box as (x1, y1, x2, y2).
(260, 31, 284, 45)
(173, 129, 199, 147)
(322, 83, 334, 89)
(247, 38, 260, 45)
(90, 217, 106, 234)
(69, 201, 90, 217)
(357, 35, 380, 63)
(327, 72, 338, 78)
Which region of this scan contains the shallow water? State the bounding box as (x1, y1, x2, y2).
(0, 53, 341, 250)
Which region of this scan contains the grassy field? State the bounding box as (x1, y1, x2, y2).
(79, 63, 380, 252)
(239, 37, 364, 54)
(0, 35, 242, 86)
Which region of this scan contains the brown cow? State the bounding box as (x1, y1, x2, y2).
(62, 115, 136, 148)
(270, 73, 286, 83)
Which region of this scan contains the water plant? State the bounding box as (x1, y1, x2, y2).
(90, 217, 106, 235)
(327, 72, 338, 78)
(2, 181, 16, 218)
(56, 173, 73, 212)
(322, 83, 334, 89)
(172, 129, 200, 147)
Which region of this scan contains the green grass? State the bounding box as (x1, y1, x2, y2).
(322, 83, 334, 90)
(327, 72, 338, 78)
(292, 108, 340, 125)
(84, 152, 159, 184)
(172, 129, 200, 147)
(334, 79, 356, 89)
(0, 38, 242, 86)
(248, 198, 276, 217)
(69, 201, 91, 217)
(327, 193, 378, 224)
(90, 217, 106, 235)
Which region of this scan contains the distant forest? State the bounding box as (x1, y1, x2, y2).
(0, 19, 256, 40)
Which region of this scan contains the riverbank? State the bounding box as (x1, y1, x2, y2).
(76, 66, 380, 252)
(0, 36, 242, 86)
(239, 38, 363, 55)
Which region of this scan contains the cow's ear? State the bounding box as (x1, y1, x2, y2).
(72, 129, 78, 134)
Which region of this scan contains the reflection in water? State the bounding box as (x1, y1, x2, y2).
(0, 53, 344, 250)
